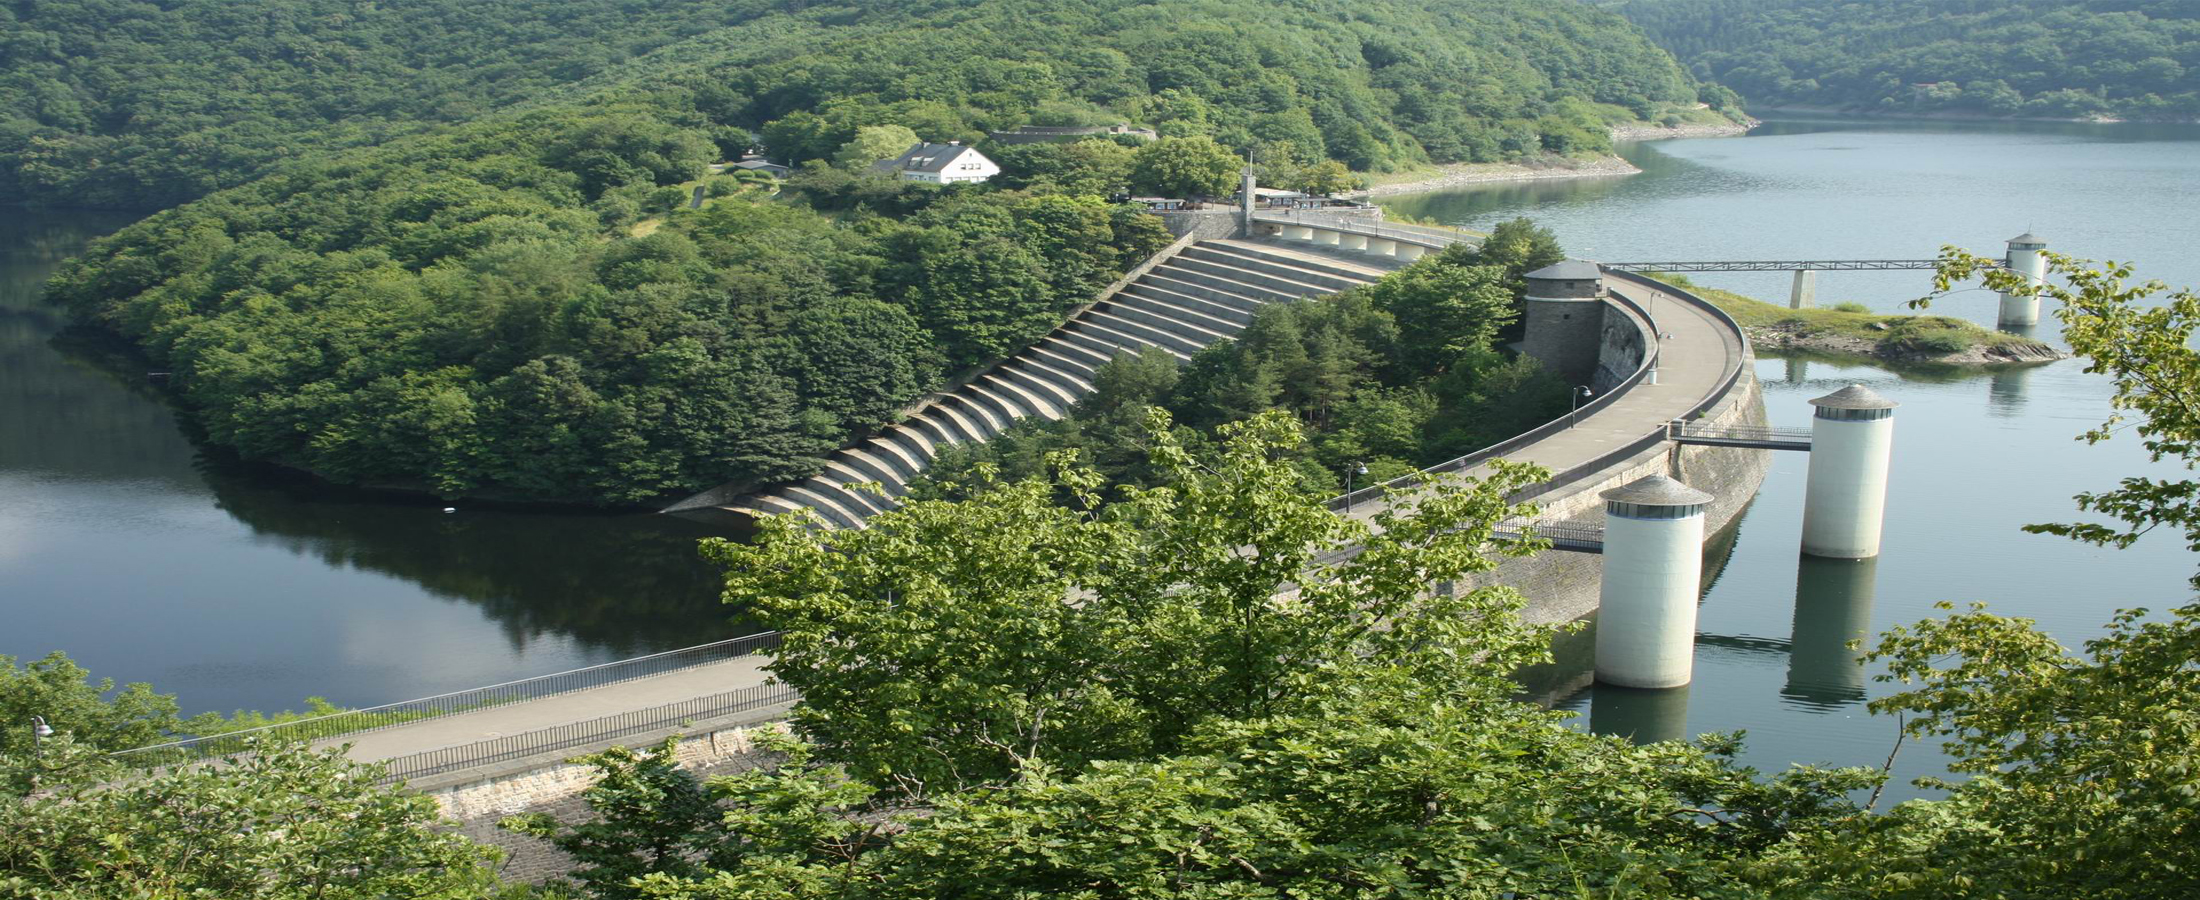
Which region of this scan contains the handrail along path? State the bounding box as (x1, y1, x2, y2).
(110, 256, 1752, 783)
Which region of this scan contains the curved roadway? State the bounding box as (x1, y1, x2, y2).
(329, 248, 1749, 774)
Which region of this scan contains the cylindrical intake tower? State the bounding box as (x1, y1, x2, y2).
(1595, 475, 1714, 689)
(1800, 384, 1899, 558)
(1998, 232, 2048, 328)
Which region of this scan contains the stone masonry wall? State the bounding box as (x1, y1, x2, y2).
(431, 722, 788, 886)
(440, 307, 1772, 885)
(1456, 360, 1771, 627)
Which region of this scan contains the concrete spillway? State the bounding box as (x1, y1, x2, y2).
(711, 239, 1395, 528)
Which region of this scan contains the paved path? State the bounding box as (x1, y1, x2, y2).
(324, 656, 774, 763)
(334, 259, 1743, 767)
(1472, 282, 1739, 486)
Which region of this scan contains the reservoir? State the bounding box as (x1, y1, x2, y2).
(1384, 117, 2200, 798)
(5, 116, 2197, 796)
(0, 215, 740, 717)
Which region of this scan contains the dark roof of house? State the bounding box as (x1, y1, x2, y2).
(874, 142, 987, 174)
(1524, 259, 1603, 281)
(2008, 232, 2046, 245)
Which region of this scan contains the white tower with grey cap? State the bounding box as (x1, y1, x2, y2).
(1801, 384, 1899, 559)
(1998, 232, 2049, 329)
(1595, 474, 1714, 689)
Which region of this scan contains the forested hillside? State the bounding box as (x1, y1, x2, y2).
(918, 222, 1571, 500)
(40, 0, 1718, 506)
(7, 0, 1710, 211)
(1622, 0, 2200, 120)
(0, 0, 798, 210)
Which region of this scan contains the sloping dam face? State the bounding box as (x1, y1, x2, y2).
(681, 238, 1398, 528)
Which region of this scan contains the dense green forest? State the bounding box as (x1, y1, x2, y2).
(5, 0, 1713, 211)
(38, 0, 1721, 506)
(1622, 0, 2200, 120)
(0, 0, 798, 210)
(917, 222, 1571, 500)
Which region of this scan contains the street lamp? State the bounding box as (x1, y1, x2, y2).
(1345, 461, 1369, 513)
(1571, 386, 1594, 428)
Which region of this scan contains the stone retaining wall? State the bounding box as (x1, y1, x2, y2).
(1459, 359, 1770, 627)
(432, 721, 789, 886)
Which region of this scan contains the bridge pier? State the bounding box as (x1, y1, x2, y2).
(1998, 232, 2048, 329)
(1595, 475, 1715, 689)
(1801, 385, 1898, 558)
(1789, 269, 1816, 309)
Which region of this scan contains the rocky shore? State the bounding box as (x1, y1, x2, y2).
(1357, 155, 1641, 198)
(1744, 321, 2070, 366)
(1608, 117, 1758, 141)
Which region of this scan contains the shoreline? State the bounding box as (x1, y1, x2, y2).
(1356, 155, 1642, 198)
(1608, 116, 1758, 142)
(1744, 323, 2068, 367)
(1357, 117, 1756, 198)
(1750, 104, 2200, 126)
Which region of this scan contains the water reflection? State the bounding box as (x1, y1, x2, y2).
(3, 210, 743, 715)
(1783, 555, 1880, 708)
(1986, 364, 2034, 418)
(198, 459, 744, 654)
(1591, 684, 1692, 745)
(1783, 357, 1809, 385)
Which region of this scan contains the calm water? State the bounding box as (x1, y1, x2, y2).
(0, 213, 740, 717)
(1390, 118, 2200, 798)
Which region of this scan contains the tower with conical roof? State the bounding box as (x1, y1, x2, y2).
(1519, 259, 1607, 386)
(1595, 474, 1716, 689)
(1801, 384, 1899, 558)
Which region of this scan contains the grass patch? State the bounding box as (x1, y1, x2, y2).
(1641, 272, 2045, 360)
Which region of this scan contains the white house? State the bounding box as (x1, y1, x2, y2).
(872, 141, 1000, 184)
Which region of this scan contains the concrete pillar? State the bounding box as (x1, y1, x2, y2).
(1998, 232, 2048, 329)
(1591, 684, 1692, 745)
(1801, 384, 1899, 559)
(1312, 228, 1341, 246)
(1365, 238, 1397, 257)
(1789, 269, 1817, 309)
(1395, 243, 1426, 261)
(1783, 555, 1879, 706)
(1595, 475, 1714, 689)
(1282, 224, 1313, 241)
(1339, 232, 1367, 251)
(1238, 170, 1256, 236)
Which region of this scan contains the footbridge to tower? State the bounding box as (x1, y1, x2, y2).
(1600, 229, 2049, 329)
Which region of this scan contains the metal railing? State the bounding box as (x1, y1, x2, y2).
(111, 631, 784, 767)
(1671, 422, 1813, 445)
(1250, 213, 1479, 250)
(1324, 282, 1665, 513)
(376, 681, 797, 784)
(1492, 517, 1606, 553)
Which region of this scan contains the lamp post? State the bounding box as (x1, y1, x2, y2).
(1571, 386, 1594, 428)
(29, 715, 52, 757)
(1345, 461, 1369, 513)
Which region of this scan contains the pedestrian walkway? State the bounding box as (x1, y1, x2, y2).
(325, 656, 775, 763)
(333, 250, 1746, 769)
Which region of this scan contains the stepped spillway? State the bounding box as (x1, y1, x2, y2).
(713, 238, 1399, 528)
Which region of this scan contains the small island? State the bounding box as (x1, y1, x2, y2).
(1645, 273, 2067, 367)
